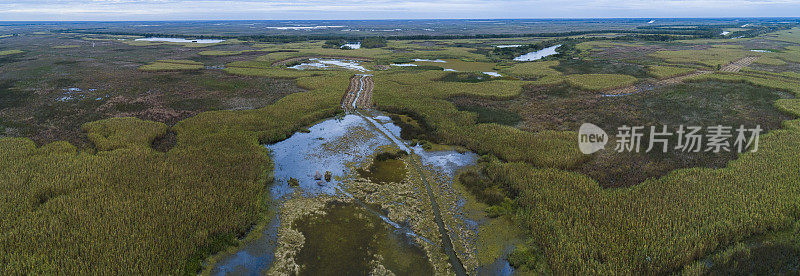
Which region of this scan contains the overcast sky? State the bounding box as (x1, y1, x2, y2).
(1, 0, 799, 21)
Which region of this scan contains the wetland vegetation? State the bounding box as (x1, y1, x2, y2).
(1, 18, 799, 275)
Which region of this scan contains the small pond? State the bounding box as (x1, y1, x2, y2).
(341, 42, 361, 49)
(288, 58, 369, 72)
(134, 37, 225, 43)
(513, 44, 561, 61)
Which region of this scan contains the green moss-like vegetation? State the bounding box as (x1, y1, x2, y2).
(0, 70, 350, 273)
(0, 80, 28, 109)
(455, 105, 521, 126)
(565, 73, 638, 91)
(475, 137, 800, 274)
(198, 50, 246, 56)
(373, 70, 586, 169)
(682, 225, 800, 275)
(294, 203, 434, 275)
(0, 50, 24, 56)
(502, 60, 562, 79)
(139, 59, 204, 71)
(648, 65, 695, 78)
(650, 48, 752, 67)
(358, 151, 408, 184)
(552, 59, 649, 78)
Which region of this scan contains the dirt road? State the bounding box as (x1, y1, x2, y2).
(343, 74, 468, 275)
(720, 56, 759, 72)
(602, 56, 759, 96)
(341, 74, 374, 111)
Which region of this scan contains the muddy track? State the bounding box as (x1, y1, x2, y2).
(602, 56, 759, 96)
(345, 74, 467, 274)
(720, 56, 759, 72)
(357, 111, 468, 276)
(341, 74, 373, 111)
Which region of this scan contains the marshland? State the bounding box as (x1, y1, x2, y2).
(1, 17, 800, 275)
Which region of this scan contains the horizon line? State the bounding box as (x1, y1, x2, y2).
(2, 16, 800, 23)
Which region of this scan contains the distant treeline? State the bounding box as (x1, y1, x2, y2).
(57, 25, 774, 43)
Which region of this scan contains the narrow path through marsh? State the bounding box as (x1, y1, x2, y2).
(210, 73, 478, 275)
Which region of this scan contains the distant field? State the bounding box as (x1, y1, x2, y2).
(0, 50, 24, 56)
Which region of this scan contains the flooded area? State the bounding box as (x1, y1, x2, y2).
(390, 63, 418, 67)
(357, 151, 408, 184)
(134, 37, 225, 43)
(288, 58, 369, 72)
(294, 202, 434, 275)
(513, 44, 561, 61)
(210, 111, 482, 275)
(210, 217, 281, 275)
(341, 42, 362, 49)
(413, 58, 447, 63)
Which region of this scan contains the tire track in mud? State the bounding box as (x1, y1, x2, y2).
(355, 111, 468, 276)
(343, 75, 468, 275)
(720, 56, 759, 72)
(342, 74, 374, 111)
(602, 56, 759, 96)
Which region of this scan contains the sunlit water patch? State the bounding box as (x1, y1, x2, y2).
(213, 112, 479, 274)
(413, 58, 447, 63)
(390, 63, 418, 67)
(288, 58, 369, 72)
(513, 44, 561, 61)
(341, 42, 361, 49)
(135, 37, 225, 43)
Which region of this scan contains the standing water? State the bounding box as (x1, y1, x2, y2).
(134, 37, 225, 43)
(513, 44, 561, 61)
(209, 112, 478, 275)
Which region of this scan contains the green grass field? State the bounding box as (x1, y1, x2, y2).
(139, 60, 204, 71)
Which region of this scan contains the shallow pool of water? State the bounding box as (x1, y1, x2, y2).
(390, 63, 418, 67)
(210, 216, 281, 275)
(288, 58, 369, 72)
(213, 112, 478, 274)
(513, 44, 561, 61)
(134, 37, 225, 43)
(413, 58, 447, 63)
(295, 202, 434, 275)
(341, 42, 361, 49)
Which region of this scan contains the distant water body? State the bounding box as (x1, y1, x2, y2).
(513, 44, 561, 61)
(135, 37, 224, 43)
